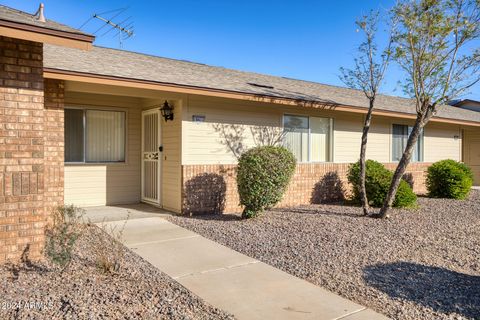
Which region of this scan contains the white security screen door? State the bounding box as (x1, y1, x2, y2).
(141, 109, 161, 205)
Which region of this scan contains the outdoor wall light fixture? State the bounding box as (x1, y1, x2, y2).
(160, 100, 174, 121)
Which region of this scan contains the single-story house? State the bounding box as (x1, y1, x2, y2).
(1, 4, 480, 261)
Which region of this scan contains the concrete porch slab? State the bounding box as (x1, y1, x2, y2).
(83, 203, 171, 223)
(98, 217, 198, 246)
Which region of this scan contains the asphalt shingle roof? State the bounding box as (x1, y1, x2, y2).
(0, 5, 91, 36)
(43, 44, 480, 124)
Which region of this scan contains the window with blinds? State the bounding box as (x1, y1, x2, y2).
(283, 115, 332, 162)
(64, 108, 126, 163)
(392, 124, 424, 162)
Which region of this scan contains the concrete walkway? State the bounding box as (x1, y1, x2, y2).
(99, 216, 388, 320)
(84, 204, 171, 223)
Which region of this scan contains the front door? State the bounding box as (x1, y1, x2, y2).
(141, 109, 161, 205)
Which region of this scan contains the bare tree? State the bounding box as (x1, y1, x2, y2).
(377, 0, 480, 218)
(340, 10, 393, 216)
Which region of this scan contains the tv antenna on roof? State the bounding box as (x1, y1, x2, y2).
(79, 8, 134, 48)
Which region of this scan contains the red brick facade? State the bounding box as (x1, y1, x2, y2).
(182, 162, 430, 214)
(44, 79, 65, 216)
(0, 36, 64, 263)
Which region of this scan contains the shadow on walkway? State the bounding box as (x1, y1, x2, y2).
(363, 261, 480, 319)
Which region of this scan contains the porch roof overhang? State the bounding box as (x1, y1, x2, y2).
(0, 20, 94, 50)
(45, 67, 480, 128)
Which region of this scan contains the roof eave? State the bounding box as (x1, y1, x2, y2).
(0, 19, 94, 50)
(43, 67, 480, 127)
(454, 99, 480, 107)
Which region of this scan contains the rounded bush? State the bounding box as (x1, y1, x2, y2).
(426, 159, 474, 199)
(347, 159, 417, 208)
(237, 146, 296, 218)
(393, 180, 418, 208)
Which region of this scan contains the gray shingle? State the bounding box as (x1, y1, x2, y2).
(43, 44, 480, 124)
(0, 4, 91, 36)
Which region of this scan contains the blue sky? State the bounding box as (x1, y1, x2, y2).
(4, 0, 479, 100)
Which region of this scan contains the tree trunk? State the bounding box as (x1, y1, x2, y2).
(359, 99, 375, 215)
(376, 117, 424, 218)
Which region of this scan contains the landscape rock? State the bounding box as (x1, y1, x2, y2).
(169, 190, 480, 320)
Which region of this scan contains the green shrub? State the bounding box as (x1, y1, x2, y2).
(45, 205, 85, 270)
(348, 160, 391, 207)
(237, 146, 296, 218)
(394, 180, 418, 208)
(347, 160, 417, 208)
(426, 159, 474, 199)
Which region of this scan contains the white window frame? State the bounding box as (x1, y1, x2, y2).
(64, 106, 128, 164)
(282, 114, 334, 163)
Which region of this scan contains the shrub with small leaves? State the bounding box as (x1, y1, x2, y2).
(427, 159, 474, 200)
(348, 160, 417, 208)
(94, 218, 128, 275)
(44, 205, 85, 269)
(393, 180, 418, 208)
(237, 146, 296, 218)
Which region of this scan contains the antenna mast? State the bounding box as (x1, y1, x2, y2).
(92, 13, 134, 48)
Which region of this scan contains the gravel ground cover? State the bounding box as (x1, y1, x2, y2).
(0, 225, 233, 320)
(169, 190, 480, 320)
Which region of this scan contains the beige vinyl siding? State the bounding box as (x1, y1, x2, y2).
(182, 95, 463, 165)
(332, 113, 363, 163)
(424, 122, 462, 162)
(64, 166, 106, 206)
(182, 96, 372, 164)
(159, 99, 183, 213)
(366, 117, 391, 163)
(62, 90, 468, 209)
(463, 128, 480, 185)
(369, 117, 461, 163)
(64, 92, 141, 206)
(182, 97, 282, 165)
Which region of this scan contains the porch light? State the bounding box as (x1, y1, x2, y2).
(160, 101, 174, 121)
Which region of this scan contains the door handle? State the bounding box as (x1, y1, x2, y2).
(159, 146, 163, 152)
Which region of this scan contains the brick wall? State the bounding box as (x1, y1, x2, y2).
(44, 79, 64, 216)
(0, 36, 60, 263)
(182, 162, 431, 214)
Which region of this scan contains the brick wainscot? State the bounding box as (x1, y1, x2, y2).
(182, 162, 430, 214)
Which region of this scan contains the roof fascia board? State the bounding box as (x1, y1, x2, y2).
(43, 68, 480, 127)
(0, 22, 93, 50)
